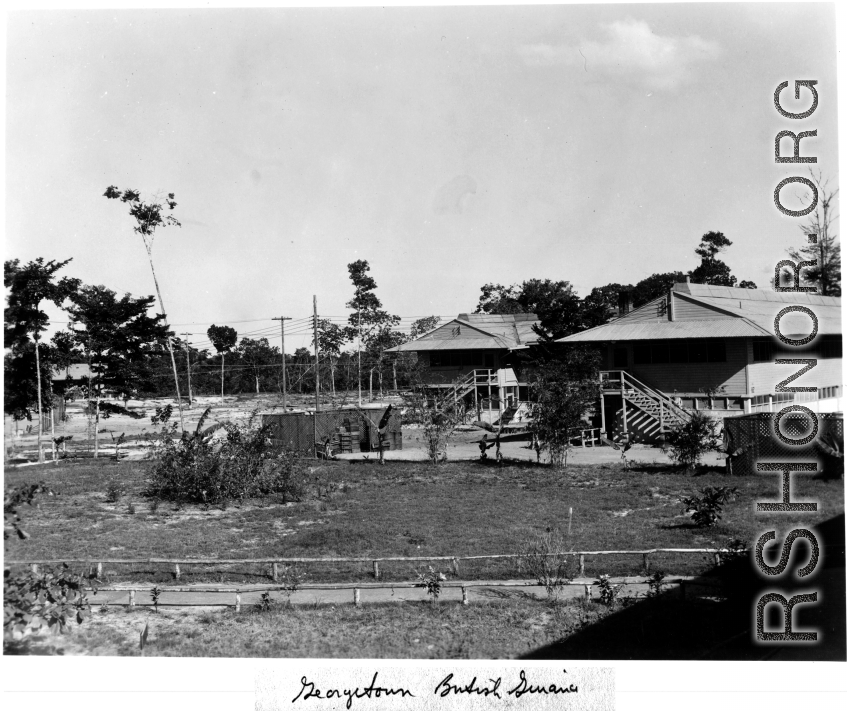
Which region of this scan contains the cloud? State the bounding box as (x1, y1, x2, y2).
(519, 19, 720, 90)
(432, 175, 477, 215)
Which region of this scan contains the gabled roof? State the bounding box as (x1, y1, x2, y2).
(558, 283, 841, 343)
(388, 313, 541, 353)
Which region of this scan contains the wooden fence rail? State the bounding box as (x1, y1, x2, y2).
(79, 575, 726, 609)
(7, 547, 744, 580)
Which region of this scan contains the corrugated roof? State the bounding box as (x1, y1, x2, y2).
(388, 313, 541, 352)
(681, 283, 841, 306)
(391, 337, 512, 352)
(688, 295, 842, 336)
(560, 319, 771, 342)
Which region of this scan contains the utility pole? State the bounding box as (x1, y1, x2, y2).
(357, 303, 362, 406)
(180, 333, 193, 406)
(272, 316, 292, 409)
(313, 295, 320, 412)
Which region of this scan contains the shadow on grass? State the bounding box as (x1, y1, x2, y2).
(521, 512, 846, 661)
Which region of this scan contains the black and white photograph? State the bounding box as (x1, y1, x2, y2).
(3, 0, 844, 692)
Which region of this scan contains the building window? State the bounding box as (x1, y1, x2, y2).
(613, 347, 628, 367)
(753, 340, 774, 362)
(670, 342, 688, 363)
(633, 344, 651, 364)
(707, 341, 726, 362)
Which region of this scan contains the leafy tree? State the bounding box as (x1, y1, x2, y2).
(409, 315, 441, 340)
(474, 283, 524, 314)
(783, 170, 841, 296)
(343, 260, 400, 401)
(313, 320, 345, 396)
(236, 337, 278, 394)
(4, 258, 80, 461)
(104, 185, 186, 430)
(527, 346, 601, 469)
(689, 231, 756, 288)
(473, 279, 582, 340)
(631, 272, 687, 307)
(207, 324, 238, 402)
(580, 283, 634, 329)
(66, 284, 170, 457)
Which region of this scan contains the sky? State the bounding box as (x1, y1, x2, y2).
(4, 3, 840, 353)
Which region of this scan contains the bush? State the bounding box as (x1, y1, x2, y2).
(594, 574, 624, 607)
(681, 486, 738, 527)
(145, 409, 308, 506)
(415, 566, 447, 601)
(519, 529, 576, 602)
(105, 479, 123, 503)
(665, 411, 721, 471)
(4, 564, 94, 640)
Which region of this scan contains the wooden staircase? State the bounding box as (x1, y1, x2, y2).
(601, 370, 691, 437)
(433, 369, 498, 421)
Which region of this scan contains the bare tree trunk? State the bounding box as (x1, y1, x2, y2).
(393, 359, 398, 392)
(369, 369, 374, 401)
(144, 250, 185, 431)
(220, 353, 225, 403)
(330, 359, 336, 397)
(94, 390, 100, 459)
(34, 332, 44, 463)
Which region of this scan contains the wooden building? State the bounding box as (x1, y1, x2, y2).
(387, 313, 541, 423)
(557, 281, 842, 442)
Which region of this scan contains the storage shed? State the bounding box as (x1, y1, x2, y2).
(261, 406, 402, 455)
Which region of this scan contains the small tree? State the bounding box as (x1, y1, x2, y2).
(313, 319, 345, 397)
(527, 346, 601, 469)
(207, 325, 238, 402)
(236, 337, 278, 394)
(665, 411, 721, 472)
(104, 186, 186, 431)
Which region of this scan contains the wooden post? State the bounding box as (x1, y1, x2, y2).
(372, 561, 380, 579)
(660, 401, 664, 432)
(235, 592, 241, 612)
(580, 430, 585, 448)
(30, 564, 38, 575)
(451, 558, 459, 576)
(600, 390, 606, 436)
(621, 395, 628, 437)
(461, 586, 469, 605)
(642, 553, 650, 574)
(713, 552, 721, 567)
(353, 588, 361, 606)
(129, 590, 135, 607)
(578, 554, 585, 576)
(96, 562, 103, 578)
(272, 563, 279, 581)
(584, 584, 592, 601)
(174, 563, 181, 580)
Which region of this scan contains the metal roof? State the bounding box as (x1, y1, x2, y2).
(388, 313, 541, 352)
(559, 319, 771, 342)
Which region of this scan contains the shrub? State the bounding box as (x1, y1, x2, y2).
(105, 478, 123, 504)
(519, 529, 575, 602)
(646, 571, 666, 598)
(4, 564, 94, 639)
(665, 411, 721, 471)
(594, 574, 624, 607)
(681, 486, 738, 527)
(145, 409, 308, 506)
(415, 566, 447, 601)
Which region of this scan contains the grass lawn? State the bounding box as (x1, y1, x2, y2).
(4, 595, 734, 659)
(5, 456, 844, 583)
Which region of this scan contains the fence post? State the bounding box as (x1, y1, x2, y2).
(713, 552, 721, 567)
(578, 554, 585, 576)
(461, 586, 469, 605)
(372, 561, 380, 579)
(354, 588, 361, 607)
(174, 563, 181, 580)
(272, 563, 279, 581)
(96, 562, 103, 578)
(451, 558, 460, 576)
(235, 592, 241, 613)
(129, 590, 135, 607)
(30, 564, 39, 575)
(584, 584, 592, 601)
(642, 553, 650, 574)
